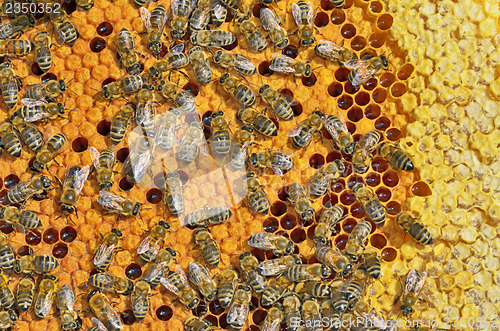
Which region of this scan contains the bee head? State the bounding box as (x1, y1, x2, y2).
(242, 125, 253, 133)
(213, 50, 222, 63)
(158, 221, 170, 230)
(400, 305, 413, 316)
(305, 64, 312, 77)
(343, 263, 353, 276)
(277, 39, 289, 49)
(261, 0, 273, 4)
(111, 229, 122, 237)
(59, 80, 67, 91)
(41, 176, 52, 188)
(239, 252, 251, 260)
(99, 181, 112, 190)
(285, 243, 295, 254)
(187, 297, 199, 309)
(61, 204, 75, 214)
(258, 84, 270, 94)
(321, 265, 332, 277)
(149, 66, 160, 79)
(380, 55, 389, 67)
(132, 203, 140, 216)
(219, 73, 229, 83)
(28, 15, 35, 25)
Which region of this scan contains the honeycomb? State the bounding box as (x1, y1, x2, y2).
(0, 0, 496, 329)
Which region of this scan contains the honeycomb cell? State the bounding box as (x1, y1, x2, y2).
(258, 61, 274, 77)
(382, 171, 399, 187)
(282, 45, 298, 59)
(31, 63, 43, 76)
(375, 187, 391, 202)
(368, 1, 383, 16)
(411, 181, 432, 196)
(328, 82, 343, 97)
(335, 67, 349, 82)
(350, 36, 367, 51)
(302, 73, 318, 87)
(42, 73, 57, 82)
(263, 217, 279, 233)
(53, 243, 69, 258)
(371, 157, 388, 172)
(397, 63, 415, 80)
(252, 3, 265, 18)
(326, 151, 341, 163)
(355, 91, 370, 106)
(280, 88, 293, 97)
(338, 95, 353, 110)
(309, 153, 325, 169)
(156, 306, 173, 321)
(0, 178, 3, 189)
(280, 214, 297, 230)
(375, 116, 390, 130)
(377, 14, 393, 30)
(4, 174, 19, 189)
(60, 226, 77, 243)
(341, 24, 356, 39)
(314, 12, 330, 27)
(385, 128, 401, 141)
(340, 191, 355, 205)
(183, 82, 200, 97)
(330, 9, 345, 24)
(0, 222, 14, 234)
(117, 148, 129, 163)
(205, 315, 218, 327)
(271, 201, 287, 217)
(119, 177, 134, 191)
(365, 172, 380, 187)
(17, 246, 31, 256)
(347, 107, 363, 122)
(121, 309, 136, 325)
(96, 22, 113, 36)
(343, 0, 354, 9)
(43, 228, 59, 245)
(291, 101, 303, 116)
(390, 82, 407, 97)
(368, 32, 386, 48)
(209, 300, 225, 315)
(331, 179, 345, 193)
(335, 234, 348, 250)
(72, 137, 89, 152)
(90, 37, 106, 53)
(370, 233, 387, 249)
(252, 249, 265, 262)
(96, 120, 111, 136)
(381, 247, 397, 262)
(350, 202, 364, 218)
(62, 0, 76, 14)
(363, 78, 378, 90)
(278, 186, 289, 201)
(146, 188, 163, 204)
(386, 201, 401, 215)
(372, 88, 388, 103)
(321, 0, 335, 10)
(222, 38, 238, 51)
(365, 104, 381, 119)
(26, 230, 41, 246)
(379, 73, 396, 88)
(342, 218, 357, 233)
(125, 263, 142, 280)
(322, 194, 338, 208)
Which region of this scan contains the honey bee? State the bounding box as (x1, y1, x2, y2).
(184, 206, 232, 227)
(16, 276, 35, 312)
(396, 212, 433, 245)
(48, 11, 78, 46)
(213, 49, 256, 75)
(287, 109, 325, 149)
(188, 262, 217, 301)
(176, 121, 209, 165)
(76, 0, 94, 10)
(204, 110, 231, 158)
(149, 43, 190, 79)
(160, 266, 200, 309)
(0, 122, 21, 157)
(395, 270, 427, 317)
(296, 280, 331, 298)
(0, 61, 20, 109)
(216, 268, 239, 308)
(140, 5, 168, 57)
(258, 84, 294, 121)
(33, 31, 53, 73)
(262, 305, 284, 331)
(89, 317, 108, 331)
(190, 30, 236, 47)
(31, 132, 67, 172)
(137, 221, 170, 264)
(59, 165, 90, 215)
(270, 54, 312, 78)
(292, 1, 315, 47)
(89, 272, 133, 295)
(245, 171, 269, 215)
(12, 115, 40, 153)
(302, 299, 322, 331)
(89, 147, 115, 190)
(34, 274, 57, 319)
(237, 15, 267, 52)
(260, 8, 289, 49)
(170, 0, 195, 39)
(0, 15, 36, 39)
(307, 160, 345, 199)
(121, 134, 154, 184)
(0, 270, 17, 321)
(184, 316, 213, 331)
(378, 141, 414, 171)
(284, 263, 331, 282)
(352, 130, 381, 173)
(156, 108, 180, 151)
(249, 149, 294, 176)
(0, 239, 15, 274)
(230, 125, 254, 171)
(330, 282, 348, 313)
(156, 80, 196, 113)
(135, 86, 156, 137)
(288, 183, 316, 223)
(345, 54, 389, 88)
(99, 75, 144, 101)
(261, 276, 293, 306)
(97, 190, 141, 220)
(239, 252, 267, 293)
(6, 175, 52, 204)
(87, 290, 124, 331)
(345, 269, 368, 308)
(219, 73, 256, 107)
(0, 205, 42, 232)
(115, 28, 143, 76)
(189, 46, 212, 85)
(352, 182, 386, 226)
(0, 39, 32, 57)
(142, 247, 177, 288)
(18, 99, 66, 123)
(320, 299, 342, 331)
(344, 219, 372, 261)
(258, 254, 301, 277)
(211, 0, 227, 27)
(57, 285, 82, 331)
(227, 284, 251, 331)
(110, 103, 135, 145)
(315, 40, 356, 65)
(189, 0, 211, 31)
(363, 252, 381, 279)
(313, 205, 345, 245)
(94, 229, 122, 271)
(315, 245, 352, 277)
(324, 115, 355, 155)
(193, 227, 220, 267)
(15, 254, 59, 274)
(236, 107, 277, 137)
(282, 293, 302, 331)
(131, 280, 151, 322)
(25, 78, 69, 101)
(248, 233, 295, 257)
(164, 172, 185, 217)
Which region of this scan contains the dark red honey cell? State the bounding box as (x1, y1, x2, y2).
(203, 126, 211, 140)
(335, 234, 348, 250)
(193, 302, 207, 317)
(347, 175, 363, 189)
(370, 0, 383, 13)
(280, 214, 297, 230)
(202, 111, 213, 124)
(219, 314, 229, 329)
(397, 63, 415, 80)
(314, 12, 330, 27)
(346, 122, 356, 134)
(411, 181, 432, 197)
(156, 305, 173, 321)
(266, 250, 275, 260)
(41, 73, 57, 83)
(363, 78, 378, 90)
(350, 36, 367, 51)
(335, 67, 349, 82)
(280, 88, 293, 97)
(60, 226, 77, 243)
(43, 228, 59, 244)
(253, 309, 267, 325)
(368, 218, 377, 234)
(341, 24, 356, 38)
(52, 243, 68, 258)
(282, 45, 298, 58)
(278, 186, 289, 201)
(182, 82, 200, 97)
(323, 128, 332, 139)
(322, 194, 338, 208)
(101, 77, 116, 87)
(385, 128, 401, 141)
(377, 13, 394, 30)
(277, 230, 289, 239)
(251, 296, 259, 311)
(338, 95, 353, 110)
(26, 230, 41, 246)
(370, 233, 387, 249)
(350, 202, 365, 218)
(121, 309, 136, 325)
(307, 225, 316, 240)
(352, 134, 362, 143)
(372, 88, 387, 103)
(72, 137, 88, 152)
(382, 171, 399, 187)
(368, 32, 386, 48)
(302, 73, 317, 87)
(291, 101, 303, 117)
(125, 263, 142, 280)
(251, 248, 266, 262)
(31, 63, 43, 76)
(391, 82, 407, 97)
(301, 217, 314, 228)
(291, 228, 307, 243)
(371, 157, 388, 172)
(328, 82, 343, 97)
(90, 37, 106, 53)
(222, 38, 238, 51)
(365, 173, 381, 187)
(342, 218, 357, 233)
(375, 117, 390, 131)
(258, 61, 274, 77)
(270, 201, 287, 217)
(331, 9, 345, 24)
(340, 191, 355, 205)
(0, 221, 13, 234)
(331, 179, 345, 193)
(158, 44, 169, 58)
(97, 120, 111, 136)
(381, 247, 397, 262)
(250, 325, 260, 331)
(326, 150, 342, 162)
(4, 174, 19, 189)
(62, 0, 77, 14)
(344, 82, 357, 94)
(321, 0, 335, 10)
(116, 148, 129, 163)
(355, 91, 370, 106)
(340, 165, 352, 178)
(146, 188, 163, 204)
(386, 201, 401, 215)
(205, 315, 218, 327)
(119, 177, 134, 191)
(379, 73, 396, 88)
(263, 217, 279, 232)
(347, 107, 363, 122)
(209, 300, 225, 315)
(96, 22, 113, 36)
(309, 153, 325, 169)
(375, 187, 391, 202)
(17, 246, 32, 256)
(252, 3, 266, 18)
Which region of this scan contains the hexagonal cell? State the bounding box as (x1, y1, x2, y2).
(271, 201, 287, 217)
(368, 32, 386, 48)
(96, 22, 113, 36)
(379, 73, 396, 87)
(281, 213, 297, 230)
(314, 11, 330, 27)
(351, 36, 367, 51)
(330, 9, 345, 24)
(370, 233, 387, 249)
(381, 247, 397, 262)
(377, 14, 394, 30)
(391, 82, 407, 97)
(397, 63, 415, 80)
(263, 217, 279, 232)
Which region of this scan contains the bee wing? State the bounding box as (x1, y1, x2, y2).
(260, 8, 279, 31)
(67, 165, 90, 196)
(97, 190, 126, 212)
(413, 271, 427, 296)
(143, 261, 167, 282)
(212, 1, 226, 19)
(91, 317, 108, 331)
(39, 290, 55, 317)
(136, 100, 155, 125)
(54, 26, 68, 45)
(57, 285, 75, 311)
(24, 112, 49, 123)
(257, 260, 287, 276)
(291, 3, 302, 26)
(234, 55, 257, 73)
(171, 0, 180, 15)
(128, 149, 153, 182)
(261, 316, 281, 331)
(140, 7, 152, 31)
(404, 269, 419, 294)
(343, 58, 365, 70)
(317, 40, 341, 59)
(287, 121, 307, 137)
(188, 263, 210, 286)
(160, 275, 180, 296)
(350, 64, 376, 88)
(89, 146, 102, 171)
(170, 42, 185, 54)
(175, 265, 191, 286)
(10, 180, 36, 198)
(94, 243, 116, 266)
(21, 98, 47, 107)
(137, 235, 153, 255)
(306, 1, 315, 25)
(269, 55, 297, 73)
(227, 301, 249, 325)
